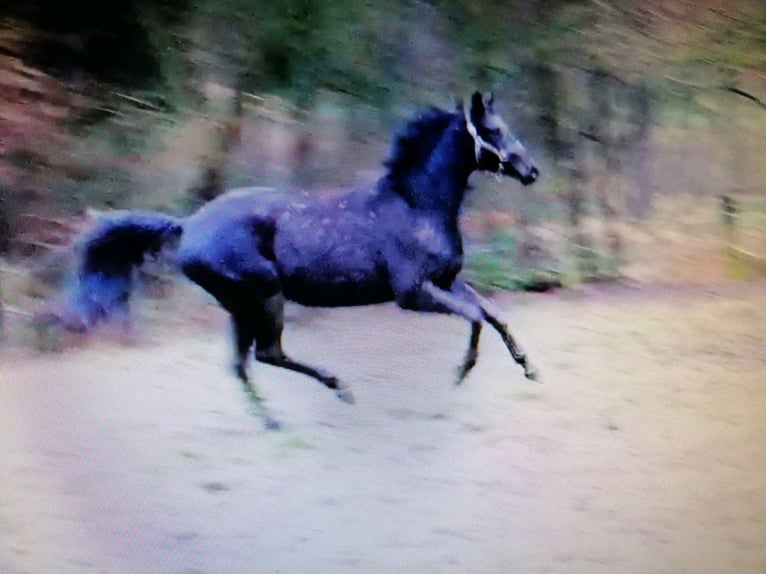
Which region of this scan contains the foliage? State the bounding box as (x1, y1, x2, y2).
(4, 0, 190, 86)
(6, 0, 765, 110)
(2, 0, 766, 292)
(464, 226, 563, 293)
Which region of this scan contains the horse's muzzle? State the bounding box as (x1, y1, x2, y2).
(521, 166, 539, 186)
(502, 155, 539, 186)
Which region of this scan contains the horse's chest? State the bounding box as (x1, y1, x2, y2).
(413, 219, 452, 253)
(404, 218, 461, 271)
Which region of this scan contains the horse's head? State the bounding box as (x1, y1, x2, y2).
(463, 91, 539, 186)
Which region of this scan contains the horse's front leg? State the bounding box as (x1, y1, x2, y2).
(451, 279, 538, 381)
(396, 280, 484, 383)
(458, 321, 482, 383)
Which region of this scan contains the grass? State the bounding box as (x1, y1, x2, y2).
(464, 249, 563, 293)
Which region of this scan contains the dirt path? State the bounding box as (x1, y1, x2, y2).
(2, 282, 766, 574)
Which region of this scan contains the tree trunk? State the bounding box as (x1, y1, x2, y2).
(532, 63, 600, 281)
(628, 83, 653, 219)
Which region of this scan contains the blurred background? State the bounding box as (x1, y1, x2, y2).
(0, 0, 765, 337)
(2, 4, 766, 573)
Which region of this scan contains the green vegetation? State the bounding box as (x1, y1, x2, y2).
(1, 0, 765, 293)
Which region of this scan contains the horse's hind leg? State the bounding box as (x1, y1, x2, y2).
(253, 295, 355, 404)
(231, 312, 256, 384)
(229, 309, 283, 429)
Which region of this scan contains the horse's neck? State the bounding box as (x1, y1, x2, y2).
(406, 122, 475, 219)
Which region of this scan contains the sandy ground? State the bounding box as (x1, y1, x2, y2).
(1, 281, 766, 574)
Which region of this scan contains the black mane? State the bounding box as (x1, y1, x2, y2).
(382, 106, 459, 189)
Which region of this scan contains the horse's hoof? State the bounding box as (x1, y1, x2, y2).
(524, 362, 541, 382)
(336, 386, 355, 404)
(455, 363, 475, 385)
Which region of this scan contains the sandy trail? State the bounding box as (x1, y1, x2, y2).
(2, 282, 765, 574)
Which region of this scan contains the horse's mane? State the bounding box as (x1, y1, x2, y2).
(382, 106, 458, 189)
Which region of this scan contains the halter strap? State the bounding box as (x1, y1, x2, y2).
(463, 103, 506, 167)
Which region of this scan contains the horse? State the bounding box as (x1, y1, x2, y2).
(59, 91, 540, 415)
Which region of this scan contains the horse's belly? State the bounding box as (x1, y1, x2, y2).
(281, 275, 393, 307)
(275, 243, 391, 306)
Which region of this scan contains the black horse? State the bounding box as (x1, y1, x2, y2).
(61, 91, 540, 407)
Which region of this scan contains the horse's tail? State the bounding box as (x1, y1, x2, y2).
(54, 211, 184, 332)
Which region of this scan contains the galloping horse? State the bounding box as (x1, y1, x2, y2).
(62, 91, 540, 409)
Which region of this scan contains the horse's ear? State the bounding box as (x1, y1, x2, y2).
(485, 91, 495, 108)
(453, 95, 464, 110)
(470, 91, 485, 117)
